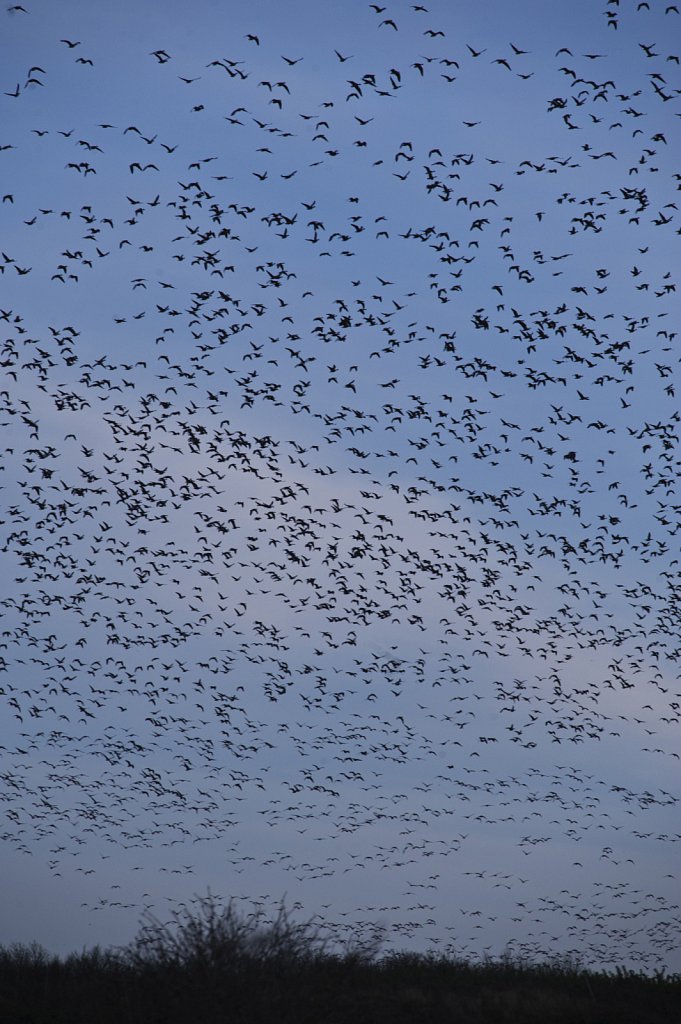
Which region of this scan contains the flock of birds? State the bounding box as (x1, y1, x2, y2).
(1, 0, 680, 971)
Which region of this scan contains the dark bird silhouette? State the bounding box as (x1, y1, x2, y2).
(1, 0, 678, 976)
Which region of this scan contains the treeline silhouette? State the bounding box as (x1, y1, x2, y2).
(1, 895, 678, 1023)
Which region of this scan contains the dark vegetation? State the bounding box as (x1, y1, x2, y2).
(1, 895, 678, 1023)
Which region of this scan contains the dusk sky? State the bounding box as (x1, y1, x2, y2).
(1, 0, 680, 973)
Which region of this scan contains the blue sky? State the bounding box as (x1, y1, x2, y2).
(1, 0, 680, 972)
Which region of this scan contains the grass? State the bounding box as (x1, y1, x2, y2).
(0, 895, 678, 1023)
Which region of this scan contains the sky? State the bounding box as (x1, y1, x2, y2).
(1, 0, 680, 973)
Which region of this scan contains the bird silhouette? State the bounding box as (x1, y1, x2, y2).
(0, 0, 679, 976)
